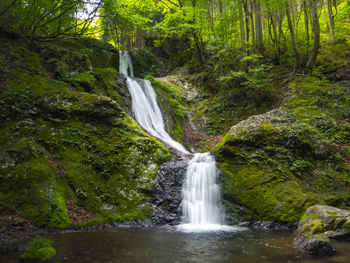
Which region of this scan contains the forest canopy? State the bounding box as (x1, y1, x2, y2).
(1, 0, 349, 72)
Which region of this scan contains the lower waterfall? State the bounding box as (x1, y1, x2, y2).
(119, 51, 238, 232)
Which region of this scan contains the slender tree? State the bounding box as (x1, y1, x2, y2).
(286, 0, 301, 67)
(306, 0, 320, 71)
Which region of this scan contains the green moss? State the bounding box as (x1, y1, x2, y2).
(92, 68, 121, 103)
(301, 219, 324, 237)
(40, 43, 92, 79)
(260, 122, 280, 133)
(20, 238, 56, 261)
(80, 204, 153, 227)
(302, 213, 319, 220)
(8, 46, 47, 77)
(214, 81, 350, 221)
(65, 72, 96, 92)
(217, 160, 315, 221)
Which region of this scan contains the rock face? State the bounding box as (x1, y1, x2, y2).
(0, 37, 171, 228)
(293, 205, 350, 256)
(213, 76, 350, 222)
(152, 158, 188, 225)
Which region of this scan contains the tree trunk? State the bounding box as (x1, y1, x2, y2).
(243, 0, 250, 53)
(191, 0, 204, 65)
(271, 14, 280, 64)
(255, 1, 264, 51)
(327, 0, 335, 41)
(286, 0, 301, 67)
(306, 0, 320, 72)
(239, 1, 245, 51)
(304, 0, 310, 58)
(250, 3, 255, 50)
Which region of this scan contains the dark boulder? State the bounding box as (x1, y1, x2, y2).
(152, 158, 188, 225)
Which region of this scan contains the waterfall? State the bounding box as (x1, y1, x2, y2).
(119, 51, 134, 77)
(119, 51, 234, 232)
(180, 153, 224, 225)
(119, 51, 189, 154)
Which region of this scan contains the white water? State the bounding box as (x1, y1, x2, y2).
(119, 51, 134, 77)
(119, 51, 239, 232)
(119, 51, 189, 154)
(177, 153, 239, 232)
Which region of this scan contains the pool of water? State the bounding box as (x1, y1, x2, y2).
(1, 227, 349, 263)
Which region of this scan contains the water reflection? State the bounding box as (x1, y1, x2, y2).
(1, 227, 349, 263)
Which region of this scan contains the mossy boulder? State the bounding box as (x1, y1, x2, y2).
(40, 44, 92, 79)
(20, 238, 56, 263)
(293, 205, 350, 256)
(131, 47, 169, 78)
(213, 77, 350, 223)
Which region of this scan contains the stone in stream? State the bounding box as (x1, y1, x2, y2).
(293, 205, 350, 256)
(152, 158, 188, 225)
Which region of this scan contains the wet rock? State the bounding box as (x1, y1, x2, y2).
(152, 158, 188, 225)
(293, 205, 350, 257)
(325, 229, 350, 239)
(239, 220, 298, 230)
(293, 235, 336, 256)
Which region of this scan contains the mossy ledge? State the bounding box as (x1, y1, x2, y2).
(213, 77, 350, 222)
(0, 37, 171, 228)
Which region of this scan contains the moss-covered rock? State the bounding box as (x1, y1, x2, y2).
(0, 39, 171, 228)
(293, 205, 350, 256)
(213, 77, 350, 222)
(20, 237, 56, 263)
(131, 47, 170, 78)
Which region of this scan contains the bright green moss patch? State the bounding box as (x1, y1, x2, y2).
(65, 72, 96, 92)
(300, 219, 325, 237)
(20, 238, 56, 262)
(80, 204, 153, 227)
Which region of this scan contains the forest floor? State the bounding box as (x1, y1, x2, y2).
(0, 201, 98, 251)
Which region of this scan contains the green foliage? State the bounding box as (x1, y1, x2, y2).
(290, 160, 312, 177)
(0, 0, 99, 39)
(21, 238, 56, 261)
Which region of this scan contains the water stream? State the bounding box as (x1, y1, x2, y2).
(119, 51, 230, 232)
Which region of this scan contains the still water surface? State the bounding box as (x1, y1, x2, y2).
(1, 227, 349, 263)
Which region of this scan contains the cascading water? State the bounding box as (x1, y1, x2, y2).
(119, 51, 188, 154)
(177, 153, 236, 232)
(119, 51, 239, 232)
(119, 51, 134, 77)
(180, 153, 224, 224)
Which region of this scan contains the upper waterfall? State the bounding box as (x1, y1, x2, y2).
(119, 51, 134, 77)
(119, 51, 189, 154)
